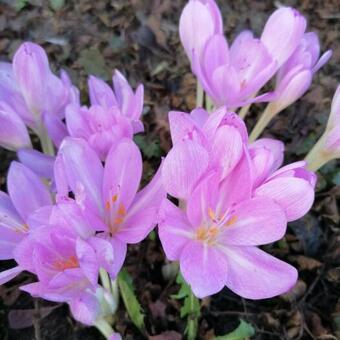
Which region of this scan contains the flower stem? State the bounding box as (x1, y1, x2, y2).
(305, 134, 335, 171)
(100, 268, 112, 292)
(38, 126, 55, 156)
(249, 103, 277, 142)
(196, 81, 204, 108)
(187, 287, 199, 340)
(95, 318, 115, 339)
(239, 103, 251, 119)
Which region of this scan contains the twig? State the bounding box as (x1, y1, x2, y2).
(33, 299, 42, 340)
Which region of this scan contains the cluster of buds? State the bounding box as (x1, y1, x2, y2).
(0, 0, 338, 338)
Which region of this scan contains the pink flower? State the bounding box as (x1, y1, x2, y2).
(162, 107, 247, 199)
(325, 85, 340, 152)
(55, 137, 165, 277)
(88, 70, 144, 134)
(159, 109, 316, 298)
(179, 0, 223, 69)
(0, 162, 52, 284)
(0, 43, 76, 148)
(65, 104, 133, 160)
(179, 3, 307, 108)
(249, 139, 316, 221)
(270, 32, 332, 113)
(159, 165, 297, 299)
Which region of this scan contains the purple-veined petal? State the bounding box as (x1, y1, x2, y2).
(255, 176, 314, 222)
(211, 125, 243, 179)
(180, 241, 228, 298)
(69, 290, 100, 326)
(59, 137, 104, 214)
(219, 197, 287, 246)
(158, 199, 194, 261)
(17, 149, 55, 179)
(103, 139, 142, 211)
(0, 101, 31, 151)
(168, 111, 206, 146)
(88, 75, 117, 108)
(7, 161, 52, 221)
(43, 112, 68, 148)
(0, 266, 22, 285)
(162, 140, 209, 199)
(261, 7, 306, 68)
(219, 245, 297, 299)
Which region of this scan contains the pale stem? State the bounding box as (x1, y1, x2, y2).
(95, 318, 115, 339)
(239, 103, 252, 119)
(305, 133, 336, 171)
(100, 268, 112, 292)
(187, 287, 199, 340)
(205, 95, 215, 113)
(196, 81, 204, 108)
(111, 278, 119, 313)
(249, 103, 277, 142)
(38, 126, 55, 156)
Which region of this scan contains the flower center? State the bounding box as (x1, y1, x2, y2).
(195, 207, 237, 244)
(53, 255, 79, 271)
(104, 192, 126, 234)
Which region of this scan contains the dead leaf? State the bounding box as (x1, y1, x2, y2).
(289, 255, 322, 271)
(149, 331, 182, 340)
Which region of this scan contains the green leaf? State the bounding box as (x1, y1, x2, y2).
(78, 48, 110, 81)
(117, 269, 145, 334)
(14, 0, 28, 11)
(171, 273, 190, 299)
(134, 135, 162, 159)
(49, 0, 65, 11)
(215, 320, 255, 340)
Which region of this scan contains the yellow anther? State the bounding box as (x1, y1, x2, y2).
(208, 207, 216, 221)
(196, 227, 207, 241)
(112, 194, 118, 203)
(105, 200, 110, 210)
(54, 255, 79, 270)
(208, 226, 219, 237)
(117, 204, 126, 216)
(113, 217, 124, 225)
(225, 215, 237, 227)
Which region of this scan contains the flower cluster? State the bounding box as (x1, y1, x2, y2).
(0, 0, 338, 338)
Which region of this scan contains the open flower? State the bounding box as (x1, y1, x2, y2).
(0, 162, 52, 284)
(55, 137, 165, 277)
(159, 161, 297, 299)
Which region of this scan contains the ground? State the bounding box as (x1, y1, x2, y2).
(0, 0, 339, 339)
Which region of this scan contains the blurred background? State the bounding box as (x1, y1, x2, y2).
(0, 0, 339, 339)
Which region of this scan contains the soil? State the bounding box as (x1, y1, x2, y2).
(0, 0, 339, 339)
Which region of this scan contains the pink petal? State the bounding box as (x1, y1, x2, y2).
(211, 125, 243, 178)
(186, 171, 219, 227)
(65, 104, 91, 139)
(59, 137, 104, 214)
(162, 140, 209, 199)
(119, 163, 166, 243)
(158, 199, 194, 261)
(261, 7, 307, 68)
(43, 112, 68, 148)
(0, 266, 22, 284)
(0, 101, 31, 151)
(220, 245, 297, 299)
(180, 241, 229, 298)
(168, 111, 206, 146)
(69, 291, 100, 326)
(17, 149, 55, 179)
(255, 177, 314, 222)
(88, 75, 117, 108)
(179, 0, 217, 63)
(7, 162, 52, 221)
(103, 139, 142, 211)
(220, 197, 287, 246)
